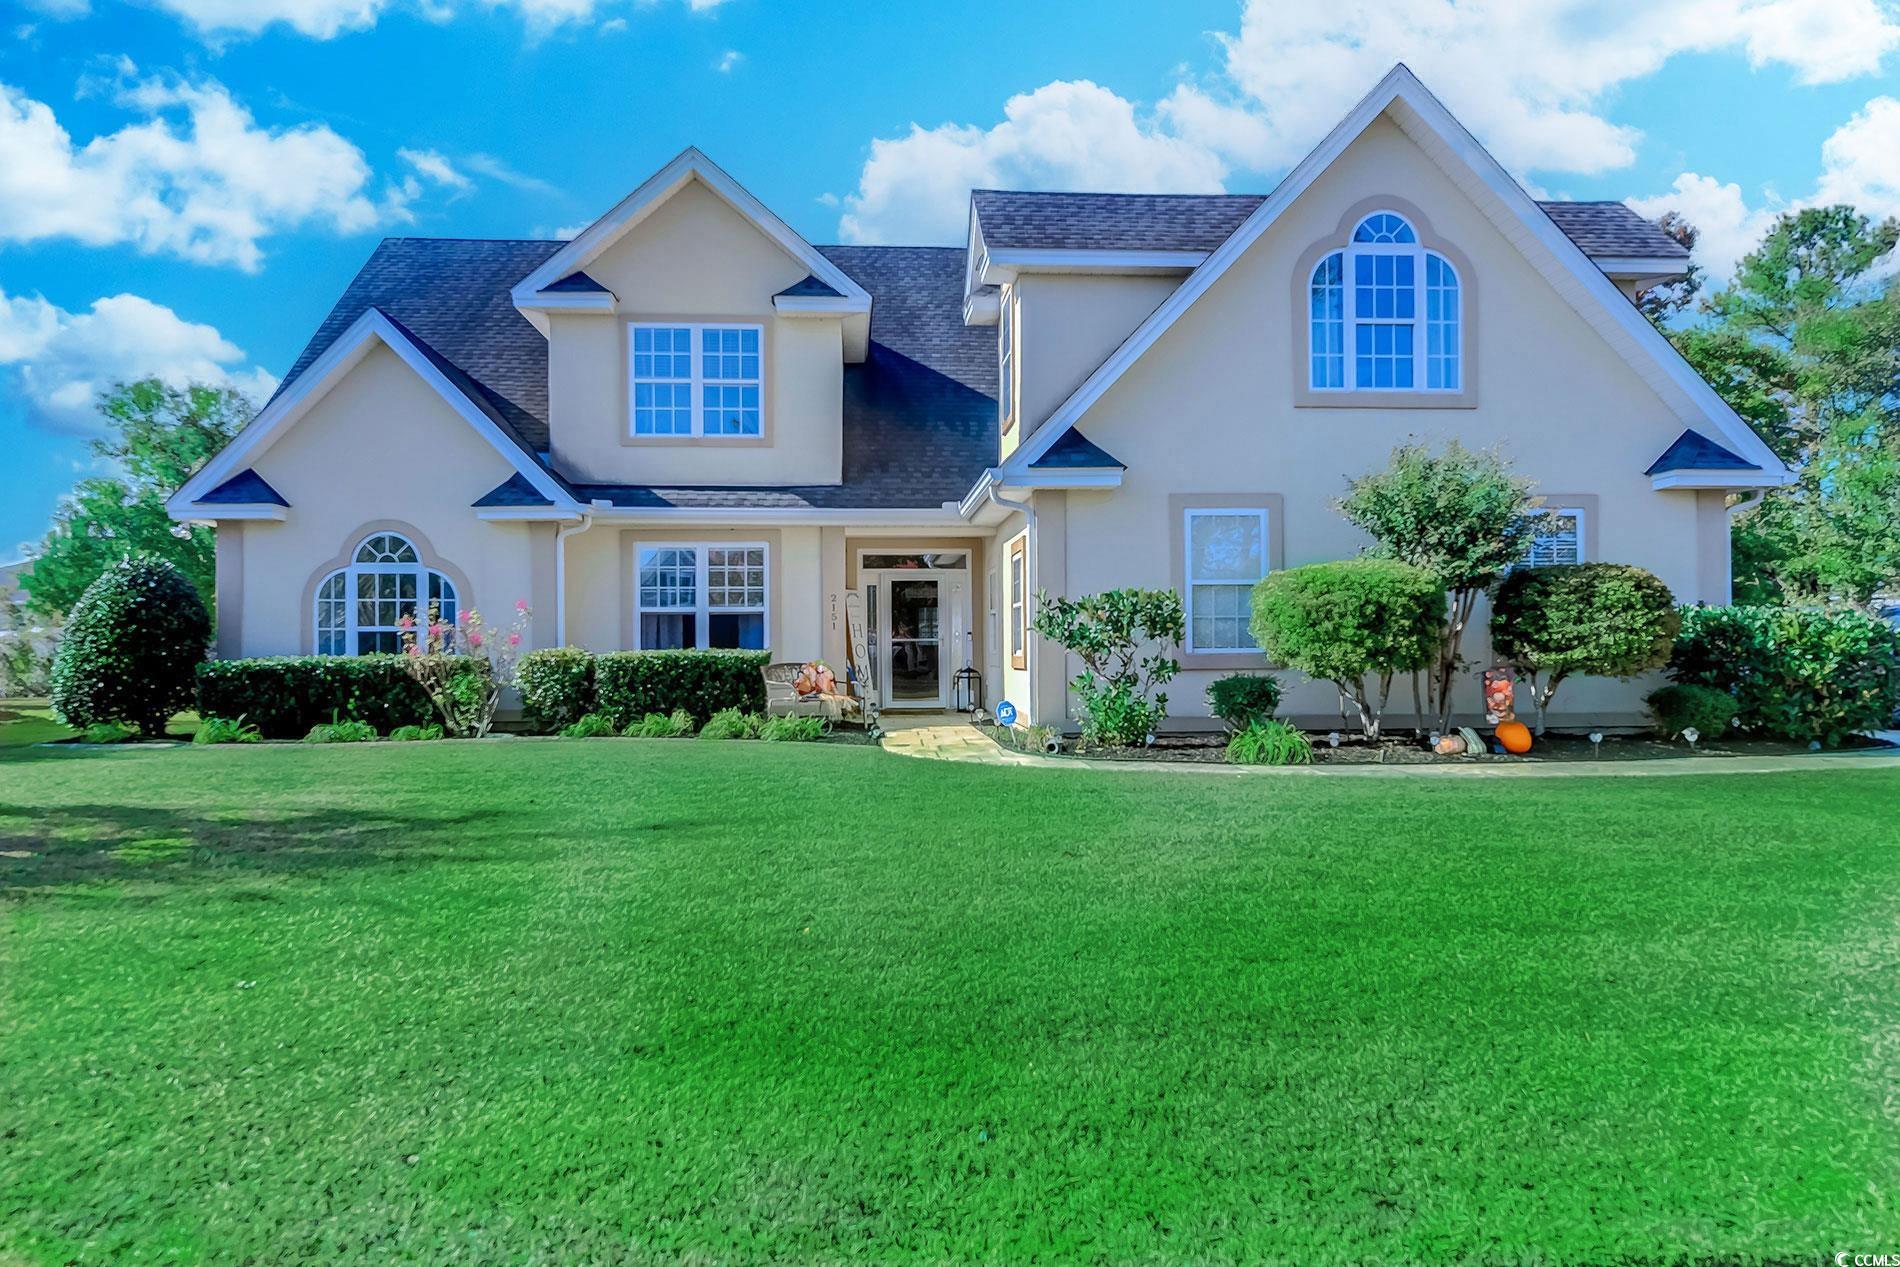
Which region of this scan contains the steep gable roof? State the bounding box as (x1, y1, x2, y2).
(1536, 202, 1690, 260)
(1646, 428, 1760, 475)
(996, 64, 1789, 487)
(972, 190, 1265, 252)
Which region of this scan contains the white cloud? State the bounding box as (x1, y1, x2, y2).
(552, 222, 591, 238)
(1634, 95, 1900, 284)
(0, 288, 277, 434)
(714, 48, 743, 73)
(462, 152, 555, 194)
(840, 80, 1228, 244)
(687, 0, 733, 10)
(398, 146, 472, 192)
(149, 0, 729, 38)
(841, 0, 1900, 243)
(0, 70, 408, 270)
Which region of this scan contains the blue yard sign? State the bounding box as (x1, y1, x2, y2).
(995, 700, 1017, 726)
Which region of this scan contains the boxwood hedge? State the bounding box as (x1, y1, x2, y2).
(195, 655, 486, 739)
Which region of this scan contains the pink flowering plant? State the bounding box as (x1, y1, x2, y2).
(398, 599, 532, 738)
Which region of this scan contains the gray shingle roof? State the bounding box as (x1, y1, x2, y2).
(972, 190, 1265, 252)
(1536, 201, 1690, 259)
(776, 274, 844, 298)
(1646, 428, 1758, 475)
(1028, 429, 1123, 470)
(203, 469, 289, 505)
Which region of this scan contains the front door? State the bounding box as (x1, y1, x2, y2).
(883, 576, 944, 709)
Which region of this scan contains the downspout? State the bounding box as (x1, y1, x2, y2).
(555, 510, 596, 647)
(984, 471, 1039, 724)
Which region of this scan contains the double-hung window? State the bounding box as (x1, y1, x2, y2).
(636, 543, 768, 649)
(1184, 509, 1268, 654)
(1309, 212, 1460, 393)
(1008, 536, 1027, 670)
(630, 323, 762, 438)
(1522, 508, 1585, 567)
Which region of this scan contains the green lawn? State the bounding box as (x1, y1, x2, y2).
(0, 699, 73, 747)
(3, 741, 1897, 1265)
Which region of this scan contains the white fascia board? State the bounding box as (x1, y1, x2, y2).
(772, 295, 871, 316)
(516, 293, 618, 314)
(511, 148, 871, 310)
(1592, 255, 1691, 278)
(473, 507, 584, 522)
(955, 466, 1123, 518)
(167, 504, 288, 523)
(963, 288, 1000, 326)
(1006, 62, 1791, 484)
(583, 505, 969, 527)
(1650, 468, 1791, 491)
(978, 248, 1207, 288)
(168, 309, 580, 515)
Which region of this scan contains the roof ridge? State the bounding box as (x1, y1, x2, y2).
(972, 188, 1263, 199)
(377, 235, 567, 244)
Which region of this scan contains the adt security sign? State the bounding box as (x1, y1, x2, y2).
(994, 700, 1018, 726)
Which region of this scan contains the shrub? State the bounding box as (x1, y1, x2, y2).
(1671, 605, 1900, 746)
(1030, 588, 1184, 748)
(595, 650, 769, 727)
(400, 604, 529, 738)
(80, 721, 137, 745)
(627, 709, 696, 738)
(50, 557, 210, 735)
(698, 707, 761, 740)
(1250, 560, 1444, 742)
(1647, 684, 1740, 741)
(559, 712, 619, 739)
(388, 723, 444, 742)
(758, 714, 826, 742)
(196, 656, 458, 739)
(516, 647, 595, 732)
(1491, 563, 1680, 734)
(1206, 673, 1282, 731)
(192, 716, 261, 745)
(303, 718, 377, 744)
(1226, 718, 1314, 766)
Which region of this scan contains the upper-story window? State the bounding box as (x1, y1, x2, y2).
(1309, 212, 1461, 393)
(630, 323, 762, 438)
(999, 287, 1016, 432)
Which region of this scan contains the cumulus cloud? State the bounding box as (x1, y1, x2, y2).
(841, 80, 1228, 244)
(839, 0, 1900, 243)
(1634, 96, 1900, 284)
(0, 70, 410, 270)
(0, 288, 277, 434)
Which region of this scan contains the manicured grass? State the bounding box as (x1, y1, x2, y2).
(0, 699, 72, 747)
(3, 741, 1898, 1264)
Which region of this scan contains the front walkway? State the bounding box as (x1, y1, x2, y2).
(879, 716, 1900, 778)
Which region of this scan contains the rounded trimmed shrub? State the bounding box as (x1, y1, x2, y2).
(516, 646, 596, 733)
(50, 557, 210, 735)
(1206, 673, 1282, 731)
(1646, 684, 1740, 741)
(1671, 605, 1900, 746)
(1491, 563, 1679, 732)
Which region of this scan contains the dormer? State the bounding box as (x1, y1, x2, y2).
(512, 149, 872, 486)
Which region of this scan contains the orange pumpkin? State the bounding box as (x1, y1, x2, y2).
(1495, 720, 1533, 754)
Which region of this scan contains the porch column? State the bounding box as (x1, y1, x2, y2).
(820, 526, 848, 670)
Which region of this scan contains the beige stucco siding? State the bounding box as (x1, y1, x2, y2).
(1013, 272, 1179, 449)
(1047, 115, 1721, 729)
(545, 178, 844, 487)
(231, 344, 539, 656)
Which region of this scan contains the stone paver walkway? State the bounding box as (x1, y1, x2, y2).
(879, 715, 1900, 778)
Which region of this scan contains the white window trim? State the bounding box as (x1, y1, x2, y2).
(628, 322, 764, 439)
(313, 532, 457, 656)
(999, 286, 1016, 431)
(1007, 535, 1027, 670)
(1523, 506, 1587, 567)
(1183, 507, 1270, 655)
(633, 540, 771, 650)
(1309, 211, 1462, 395)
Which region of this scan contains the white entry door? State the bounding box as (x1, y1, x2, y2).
(869, 569, 968, 710)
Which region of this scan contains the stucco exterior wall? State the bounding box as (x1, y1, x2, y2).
(545, 178, 844, 487)
(1012, 272, 1179, 449)
(1042, 115, 1723, 730)
(231, 344, 540, 656)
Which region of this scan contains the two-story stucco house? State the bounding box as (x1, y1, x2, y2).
(169, 66, 1789, 730)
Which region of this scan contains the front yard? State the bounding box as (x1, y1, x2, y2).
(3, 740, 1897, 1265)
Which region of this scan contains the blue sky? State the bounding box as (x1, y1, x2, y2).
(3, 0, 1899, 554)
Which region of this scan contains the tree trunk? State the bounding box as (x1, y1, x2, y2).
(1434, 588, 1479, 735)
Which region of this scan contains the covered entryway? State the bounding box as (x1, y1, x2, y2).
(858, 550, 973, 712)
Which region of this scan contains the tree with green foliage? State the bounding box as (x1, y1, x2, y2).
(1249, 558, 1444, 742)
(25, 379, 251, 619)
(1656, 206, 1900, 607)
(1490, 563, 1680, 735)
(1636, 210, 1704, 325)
(1337, 441, 1548, 733)
(1030, 587, 1184, 748)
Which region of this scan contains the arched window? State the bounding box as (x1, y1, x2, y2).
(314, 532, 458, 655)
(1309, 211, 1460, 392)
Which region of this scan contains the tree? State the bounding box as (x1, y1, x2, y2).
(48, 557, 210, 735)
(1636, 210, 1705, 324)
(1490, 563, 1680, 734)
(1249, 559, 1444, 742)
(1652, 206, 1900, 607)
(1337, 441, 1548, 733)
(25, 380, 251, 619)
(1030, 587, 1184, 747)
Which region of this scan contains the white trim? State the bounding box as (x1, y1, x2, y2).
(1308, 215, 1464, 395)
(516, 292, 618, 314)
(1592, 255, 1692, 277)
(313, 531, 459, 656)
(1182, 506, 1270, 655)
(853, 547, 973, 572)
(1650, 468, 1784, 491)
(482, 505, 968, 526)
(956, 466, 1121, 520)
(178, 504, 287, 522)
(512, 148, 871, 311)
(998, 63, 1792, 484)
(629, 321, 763, 439)
(962, 287, 1000, 326)
(864, 566, 967, 711)
(631, 539, 770, 651)
(772, 295, 870, 316)
(168, 309, 580, 518)
(979, 247, 1209, 286)
(473, 507, 583, 522)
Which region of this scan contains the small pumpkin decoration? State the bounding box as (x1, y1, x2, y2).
(1434, 733, 1466, 756)
(1495, 720, 1533, 754)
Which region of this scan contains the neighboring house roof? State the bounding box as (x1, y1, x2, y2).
(1535, 202, 1690, 259)
(541, 271, 610, 293)
(970, 189, 1687, 265)
(202, 469, 289, 506)
(777, 275, 844, 298)
(1027, 429, 1124, 470)
(1645, 428, 1760, 475)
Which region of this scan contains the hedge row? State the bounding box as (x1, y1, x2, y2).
(1669, 605, 1900, 747)
(518, 648, 769, 731)
(195, 655, 487, 739)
